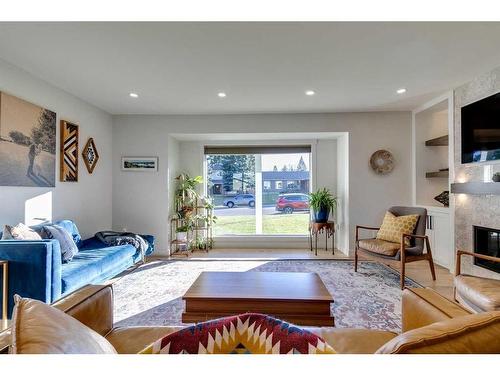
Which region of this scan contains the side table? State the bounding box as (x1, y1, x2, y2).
(0, 260, 7, 321)
(309, 221, 335, 256)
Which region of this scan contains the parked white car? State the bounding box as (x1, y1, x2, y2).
(223, 194, 255, 208)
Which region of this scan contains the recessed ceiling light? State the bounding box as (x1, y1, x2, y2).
(305, 90, 315, 96)
(396, 88, 407, 94)
(129, 92, 139, 98)
(218, 92, 227, 98)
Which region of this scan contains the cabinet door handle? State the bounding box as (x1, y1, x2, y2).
(429, 215, 433, 230)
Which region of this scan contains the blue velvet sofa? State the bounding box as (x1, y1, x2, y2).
(0, 220, 154, 317)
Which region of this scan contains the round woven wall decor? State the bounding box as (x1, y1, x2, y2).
(370, 150, 394, 175)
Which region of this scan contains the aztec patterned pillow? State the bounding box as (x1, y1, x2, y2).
(140, 313, 336, 354)
(42, 224, 79, 262)
(1, 223, 42, 241)
(376, 211, 419, 246)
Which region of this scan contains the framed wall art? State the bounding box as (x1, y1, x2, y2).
(60, 120, 79, 182)
(121, 157, 158, 172)
(82, 137, 99, 174)
(0, 91, 56, 187)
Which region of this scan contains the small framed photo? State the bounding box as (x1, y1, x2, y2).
(121, 157, 158, 172)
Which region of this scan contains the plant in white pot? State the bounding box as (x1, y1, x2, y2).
(309, 188, 337, 223)
(176, 224, 190, 242)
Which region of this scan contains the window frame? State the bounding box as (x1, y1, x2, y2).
(203, 141, 316, 239)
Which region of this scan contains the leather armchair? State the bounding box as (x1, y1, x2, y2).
(1, 284, 499, 354)
(454, 250, 500, 312)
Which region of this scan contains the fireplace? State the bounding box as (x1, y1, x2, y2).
(474, 226, 500, 273)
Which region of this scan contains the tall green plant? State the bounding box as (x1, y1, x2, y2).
(309, 188, 337, 213)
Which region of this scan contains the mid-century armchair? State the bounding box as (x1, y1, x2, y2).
(354, 206, 436, 289)
(454, 250, 500, 312)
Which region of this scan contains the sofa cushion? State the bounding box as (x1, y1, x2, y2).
(10, 295, 116, 354)
(61, 245, 136, 294)
(402, 288, 470, 332)
(358, 238, 401, 257)
(106, 326, 184, 354)
(455, 274, 500, 312)
(140, 313, 336, 354)
(376, 211, 419, 245)
(42, 224, 79, 263)
(306, 327, 397, 354)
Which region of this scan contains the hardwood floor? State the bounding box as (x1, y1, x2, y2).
(156, 247, 456, 300)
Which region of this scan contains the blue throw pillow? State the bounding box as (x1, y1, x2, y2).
(42, 225, 79, 263)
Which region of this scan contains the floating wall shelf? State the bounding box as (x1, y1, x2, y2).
(451, 182, 500, 195)
(425, 135, 449, 146)
(426, 170, 449, 178)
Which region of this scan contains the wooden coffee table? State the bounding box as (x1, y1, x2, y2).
(182, 271, 334, 326)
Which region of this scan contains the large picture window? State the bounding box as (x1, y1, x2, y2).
(205, 145, 311, 236)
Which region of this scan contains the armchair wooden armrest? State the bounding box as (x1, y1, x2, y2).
(455, 250, 500, 276)
(402, 233, 428, 241)
(355, 225, 380, 242)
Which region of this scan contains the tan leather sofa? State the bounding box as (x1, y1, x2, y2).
(1, 284, 500, 354)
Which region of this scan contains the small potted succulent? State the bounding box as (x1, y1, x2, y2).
(492, 172, 500, 182)
(309, 188, 337, 223)
(176, 224, 190, 242)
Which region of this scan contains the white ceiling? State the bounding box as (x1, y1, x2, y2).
(1, 22, 500, 115)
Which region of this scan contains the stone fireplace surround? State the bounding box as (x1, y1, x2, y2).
(454, 65, 500, 280)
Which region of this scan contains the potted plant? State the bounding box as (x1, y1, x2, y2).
(175, 173, 204, 217)
(176, 224, 190, 242)
(309, 188, 337, 223)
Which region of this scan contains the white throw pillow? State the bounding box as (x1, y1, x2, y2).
(1, 223, 41, 240)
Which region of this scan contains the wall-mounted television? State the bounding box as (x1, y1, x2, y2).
(461, 91, 500, 164)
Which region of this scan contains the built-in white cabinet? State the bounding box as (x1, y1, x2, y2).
(424, 207, 453, 270)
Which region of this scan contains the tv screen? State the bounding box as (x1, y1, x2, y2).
(461, 91, 500, 164)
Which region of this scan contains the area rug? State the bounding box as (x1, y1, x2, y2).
(112, 260, 420, 332)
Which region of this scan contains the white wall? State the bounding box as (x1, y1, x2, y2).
(0, 58, 113, 239)
(112, 112, 412, 255)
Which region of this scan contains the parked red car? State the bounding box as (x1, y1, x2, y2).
(275, 193, 310, 214)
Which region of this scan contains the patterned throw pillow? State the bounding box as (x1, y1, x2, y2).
(140, 313, 336, 354)
(1, 223, 42, 240)
(42, 224, 79, 262)
(376, 211, 419, 246)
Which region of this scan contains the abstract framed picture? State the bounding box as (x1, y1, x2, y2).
(82, 137, 99, 174)
(121, 157, 158, 172)
(0, 91, 56, 187)
(60, 120, 79, 182)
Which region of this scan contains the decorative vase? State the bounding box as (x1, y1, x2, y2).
(434, 191, 449, 207)
(176, 232, 187, 242)
(313, 207, 330, 223)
